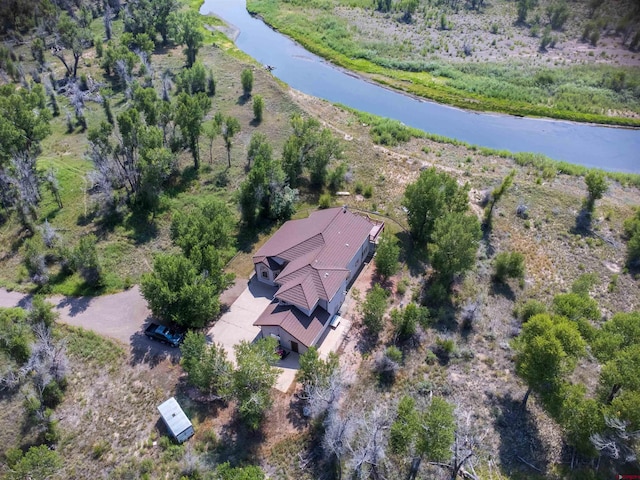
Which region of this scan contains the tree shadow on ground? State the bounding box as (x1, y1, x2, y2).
(213, 412, 265, 466)
(398, 231, 426, 278)
(164, 165, 199, 198)
(124, 210, 158, 245)
(56, 295, 92, 317)
(571, 207, 593, 236)
(287, 392, 310, 431)
(492, 392, 552, 477)
(236, 94, 250, 106)
(490, 280, 516, 302)
(482, 225, 497, 259)
(355, 326, 379, 356)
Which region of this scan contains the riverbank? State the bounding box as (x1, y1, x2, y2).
(246, 0, 640, 127)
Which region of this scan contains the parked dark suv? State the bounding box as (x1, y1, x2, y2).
(144, 323, 185, 347)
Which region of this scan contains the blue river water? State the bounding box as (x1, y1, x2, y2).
(202, 0, 640, 173)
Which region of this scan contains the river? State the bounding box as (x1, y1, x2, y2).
(201, 0, 640, 173)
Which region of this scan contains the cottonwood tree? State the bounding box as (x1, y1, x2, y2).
(240, 135, 297, 225)
(374, 232, 400, 280)
(389, 395, 457, 479)
(390, 303, 427, 343)
(202, 114, 223, 164)
(174, 92, 211, 170)
(52, 13, 91, 78)
(170, 198, 235, 254)
(0, 84, 51, 229)
(429, 212, 481, 286)
(282, 114, 341, 188)
(232, 337, 280, 430)
(362, 284, 388, 335)
(253, 95, 264, 123)
(241, 68, 253, 97)
(514, 313, 586, 408)
(402, 167, 469, 247)
(23, 236, 49, 286)
(141, 253, 221, 328)
(221, 116, 241, 168)
(6, 444, 62, 480)
(484, 170, 515, 227)
(169, 10, 204, 67)
(180, 331, 233, 398)
(584, 170, 607, 211)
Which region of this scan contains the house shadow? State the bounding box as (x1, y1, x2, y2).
(492, 391, 551, 477)
(247, 275, 278, 299)
(56, 295, 93, 317)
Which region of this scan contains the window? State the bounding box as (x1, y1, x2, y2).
(261, 270, 268, 278)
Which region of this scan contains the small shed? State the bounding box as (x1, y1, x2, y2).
(157, 397, 194, 443)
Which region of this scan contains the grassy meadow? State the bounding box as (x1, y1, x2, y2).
(248, 0, 640, 125)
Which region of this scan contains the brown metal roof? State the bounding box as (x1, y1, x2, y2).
(253, 301, 331, 348)
(253, 207, 380, 310)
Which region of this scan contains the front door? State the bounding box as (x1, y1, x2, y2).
(291, 341, 299, 353)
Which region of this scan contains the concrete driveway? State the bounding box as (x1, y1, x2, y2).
(207, 277, 277, 364)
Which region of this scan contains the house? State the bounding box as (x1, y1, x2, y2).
(253, 206, 383, 354)
(157, 397, 194, 443)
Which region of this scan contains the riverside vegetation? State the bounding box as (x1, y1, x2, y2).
(0, 0, 640, 478)
(248, 0, 640, 125)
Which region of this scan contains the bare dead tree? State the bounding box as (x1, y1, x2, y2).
(161, 69, 173, 102)
(39, 219, 59, 248)
(591, 415, 640, 464)
(44, 167, 63, 208)
(302, 367, 348, 419)
(0, 151, 42, 230)
(323, 407, 357, 480)
(103, 4, 113, 40)
(114, 58, 134, 99)
(448, 408, 485, 480)
(346, 404, 391, 480)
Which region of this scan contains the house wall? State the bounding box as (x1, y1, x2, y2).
(346, 238, 371, 284)
(255, 264, 277, 286)
(260, 325, 309, 354)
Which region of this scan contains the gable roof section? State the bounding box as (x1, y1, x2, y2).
(253, 207, 379, 309)
(254, 301, 331, 348)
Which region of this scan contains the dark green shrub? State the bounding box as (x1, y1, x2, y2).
(318, 193, 332, 209)
(518, 299, 547, 321)
(494, 251, 525, 283)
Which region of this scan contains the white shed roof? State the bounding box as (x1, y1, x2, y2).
(157, 397, 192, 437)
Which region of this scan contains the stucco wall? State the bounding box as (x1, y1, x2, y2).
(259, 325, 309, 354)
(255, 264, 277, 286)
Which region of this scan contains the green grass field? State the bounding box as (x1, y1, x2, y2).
(247, 0, 640, 126)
